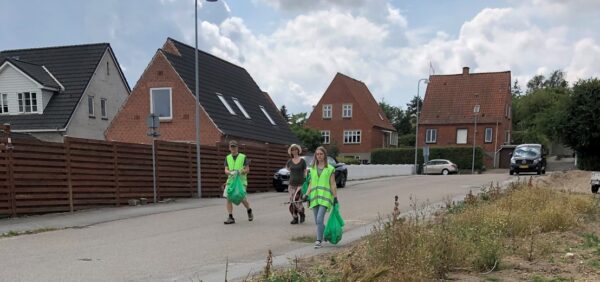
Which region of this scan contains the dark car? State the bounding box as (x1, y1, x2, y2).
(273, 155, 348, 192)
(509, 144, 547, 175)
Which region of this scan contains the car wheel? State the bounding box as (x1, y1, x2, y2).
(509, 170, 514, 175)
(592, 185, 599, 194)
(275, 185, 286, 192)
(442, 169, 449, 176)
(337, 173, 346, 188)
(537, 168, 542, 175)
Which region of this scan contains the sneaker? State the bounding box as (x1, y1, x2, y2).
(247, 209, 254, 221)
(314, 240, 322, 249)
(290, 218, 299, 225)
(299, 213, 305, 223)
(224, 217, 235, 224)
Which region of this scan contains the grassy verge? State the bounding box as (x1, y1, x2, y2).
(252, 178, 600, 281)
(0, 227, 60, 238)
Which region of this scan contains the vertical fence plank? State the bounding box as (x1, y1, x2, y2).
(112, 143, 120, 206)
(7, 146, 16, 217)
(65, 137, 74, 212)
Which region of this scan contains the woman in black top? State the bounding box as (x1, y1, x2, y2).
(286, 144, 307, 224)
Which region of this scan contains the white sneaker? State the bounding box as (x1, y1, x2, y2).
(314, 240, 322, 249)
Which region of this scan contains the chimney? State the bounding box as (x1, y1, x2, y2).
(462, 66, 470, 75)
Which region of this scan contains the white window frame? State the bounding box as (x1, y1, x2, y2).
(100, 98, 108, 119)
(88, 95, 95, 118)
(232, 97, 250, 119)
(259, 105, 276, 125)
(321, 130, 330, 144)
(322, 104, 332, 119)
(505, 130, 511, 145)
(485, 128, 493, 143)
(150, 87, 173, 120)
(426, 129, 437, 144)
(18, 92, 38, 113)
(0, 93, 8, 114)
(343, 130, 361, 144)
(342, 103, 353, 118)
(456, 128, 467, 144)
(390, 132, 398, 146)
(216, 93, 236, 115)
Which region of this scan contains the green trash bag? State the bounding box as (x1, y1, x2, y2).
(226, 174, 247, 205)
(301, 174, 311, 195)
(324, 203, 344, 244)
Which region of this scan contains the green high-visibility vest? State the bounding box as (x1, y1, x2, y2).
(308, 165, 335, 211)
(226, 153, 247, 186)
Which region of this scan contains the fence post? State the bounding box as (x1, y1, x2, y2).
(112, 143, 120, 206)
(65, 137, 74, 212)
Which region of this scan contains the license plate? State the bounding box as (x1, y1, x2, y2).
(282, 181, 289, 185)
(519, 165, 528, 169)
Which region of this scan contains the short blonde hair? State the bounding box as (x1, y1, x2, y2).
(288, 144, 302, 157)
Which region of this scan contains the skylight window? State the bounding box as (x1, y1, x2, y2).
(259, 105, 276, 125)
(232, 97, 250, 119)
(216, 93, 236, 115)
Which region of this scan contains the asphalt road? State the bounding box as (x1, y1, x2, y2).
(0, 174, 511, 282)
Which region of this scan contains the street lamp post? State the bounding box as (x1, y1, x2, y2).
(414, 78, 429, 174)
(195, 0, 219, 198)
(472, 104, 480, 174)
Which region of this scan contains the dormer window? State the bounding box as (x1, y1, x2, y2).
(260, 105, 276, 125)
(18, 92, 38, 113)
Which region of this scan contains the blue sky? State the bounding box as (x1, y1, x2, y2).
(1, 0, 599, 114)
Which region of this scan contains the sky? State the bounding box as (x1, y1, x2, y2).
(1, 0, 599, 114)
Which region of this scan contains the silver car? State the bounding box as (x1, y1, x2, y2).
(423, 159, 458, 175)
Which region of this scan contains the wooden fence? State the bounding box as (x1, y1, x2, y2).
(0, 136, 288, 217)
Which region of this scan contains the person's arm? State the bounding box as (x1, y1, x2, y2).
(224, 159, 231, 175)
(241, 158, 250, 174)
(330, 173, 338, 203)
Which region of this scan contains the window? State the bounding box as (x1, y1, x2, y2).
(88, 96, 95, 117)
(232, 97, 250, 119)
(18, 92, 38, 113)
(390, 132, 398, 146)
(505, 104, 511, 118)
(456, 129, 467, 144)
(321, 130, 330, 144)
(425, 129, 437, 143)
(342, 104, 352, 118)
(106, 61, 110, 76)
(100, 98, 108, 119)
(259, 105, 276, 125)
(343, 130, 361, 144)
(216, 93, 236, 115)
(505, 130, 511, 145)
(0, 94, 8, 114)
(150, 88, 172, 120)
(322, 104, 332, 119)
(485, 128, 493, 143)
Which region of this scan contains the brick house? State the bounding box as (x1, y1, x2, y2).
(418, 67, 512, 168)
(305, 73, 397, 163)
(0, 43, 130, 142)
(106, 38, 298, 147)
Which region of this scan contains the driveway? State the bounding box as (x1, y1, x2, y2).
(0, 174, 511, 282)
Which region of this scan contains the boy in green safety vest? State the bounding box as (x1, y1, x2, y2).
(223, 140, 253, 224)
(303, 146, 338, 249)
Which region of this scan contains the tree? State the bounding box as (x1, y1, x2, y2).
(279, 105, 290, 122)
(406, 95, 423, 131)
(558, 78, 600, 170)
(512, 80, 523, 97)
(379, 101, 412, 135)
(289, 112, 322, 152)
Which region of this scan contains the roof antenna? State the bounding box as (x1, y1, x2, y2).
(428, 61, 435, 76)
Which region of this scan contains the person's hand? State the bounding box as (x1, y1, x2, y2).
(333, 197, 338, 205)
(302, 195, 309, 202)
(229, 170, 238, 176)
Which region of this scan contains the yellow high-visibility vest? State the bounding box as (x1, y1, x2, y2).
(309, 165, 335, 210)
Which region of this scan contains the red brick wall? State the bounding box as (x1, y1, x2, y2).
(105, 51, 222, 145)
(417, 121, 511, 167)
(306, 78, 385, 156)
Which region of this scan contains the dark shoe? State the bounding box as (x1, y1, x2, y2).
(290, 218, 299, 224)
(224, 217, 235, 224)
(299, 213, 305, 223)
(247, 209, 254, 221)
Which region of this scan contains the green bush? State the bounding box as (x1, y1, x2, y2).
(337, 156, 360, 165)
(371, 147, 485, 170)
(398, 134, 415, 146)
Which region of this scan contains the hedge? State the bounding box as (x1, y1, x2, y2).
(371, 147, 485, 170)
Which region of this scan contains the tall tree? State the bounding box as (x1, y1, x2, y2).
(558, 78, 600, 170)
(512, 80, 523, 97)
(289, 112, 321, 152)
(379, 101, 412, 135)
(406, 95, 423, 129)
(279, 105, 290, 122)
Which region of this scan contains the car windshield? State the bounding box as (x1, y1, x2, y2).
(513, 146, 541, 158)
(327, 157, 337, 166)
(301, 155, 314, 166)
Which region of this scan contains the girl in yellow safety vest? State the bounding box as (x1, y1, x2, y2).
(304, 146, 338, 249)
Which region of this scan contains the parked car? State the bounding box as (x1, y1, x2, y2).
(273, 155, 348, 192)
(509, 144, 547, 175)
(422, 159, 458, 175)
(591, 171, 600, 194)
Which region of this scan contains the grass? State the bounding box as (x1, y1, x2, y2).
(0, 227, 59, 238)
(291, 235, 316, 244)
(251, 179, 600, 282)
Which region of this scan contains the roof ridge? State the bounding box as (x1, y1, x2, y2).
(431, 70, 510, 77)
(1, 42, 109, 53)
(166, 37, 246, 71)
